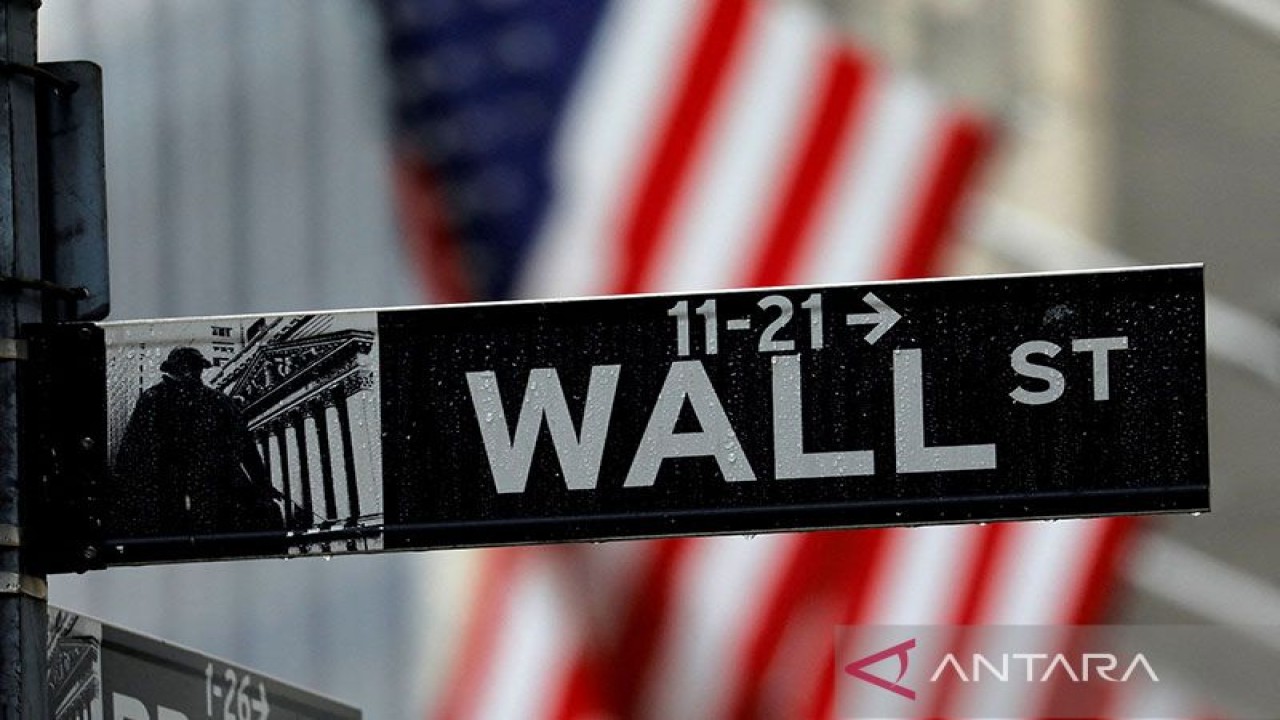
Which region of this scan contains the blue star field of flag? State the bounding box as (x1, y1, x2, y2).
(380, 0, 608, 299)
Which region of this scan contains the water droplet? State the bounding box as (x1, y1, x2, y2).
(1191, 512, 1202, 517)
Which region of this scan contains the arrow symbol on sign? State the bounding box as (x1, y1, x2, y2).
(845, 292, 901, 344)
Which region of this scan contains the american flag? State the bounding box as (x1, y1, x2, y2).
(380, 0, 1139, 717)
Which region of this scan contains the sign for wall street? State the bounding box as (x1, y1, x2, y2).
(25, 265, 1208, 571)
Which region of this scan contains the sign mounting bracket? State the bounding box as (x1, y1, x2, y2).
(36, 61, 109, 322)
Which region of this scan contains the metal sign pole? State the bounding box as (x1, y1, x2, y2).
(0, 0, 47, 716)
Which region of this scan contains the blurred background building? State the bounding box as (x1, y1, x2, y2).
(39, 3, 432, 719)
(37, 0, 1280, 717)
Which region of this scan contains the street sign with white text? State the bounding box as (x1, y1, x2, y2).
(47, 607, 361, 719)
(26, 265, 1208, 572)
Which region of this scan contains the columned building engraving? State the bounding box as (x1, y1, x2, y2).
(212, 314, 383, 552)
(293, 419, 315, 524)
(47, 609, 102, 720)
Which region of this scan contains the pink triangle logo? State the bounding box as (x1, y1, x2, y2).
(843, 638, 917, 701)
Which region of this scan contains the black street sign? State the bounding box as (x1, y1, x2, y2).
(25, 265, 1208, 572)
(47, 607, 360, 719)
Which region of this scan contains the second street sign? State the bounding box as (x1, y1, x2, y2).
(49, 607, 361, 719)
(26, 265, 1208, 571)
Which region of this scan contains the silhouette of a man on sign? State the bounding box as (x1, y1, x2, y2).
(112, 347, 283, 538)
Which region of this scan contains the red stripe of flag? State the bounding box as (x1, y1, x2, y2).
(393, 155, 473, 304)
(1032, 518, 1142, 719)
(743, 46, 872, 288)
(615, 0, 756, 294)
(800, 529, 896, 720)
(888, 111, 993, 280)
(1065, 519, 1140, 625)
(724, 535, 832, 720)
(552, 650, 610, 720)
(432, 548, 521, 720)
(609, 540, 693, 717)
(920, 523, 1015, 719)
